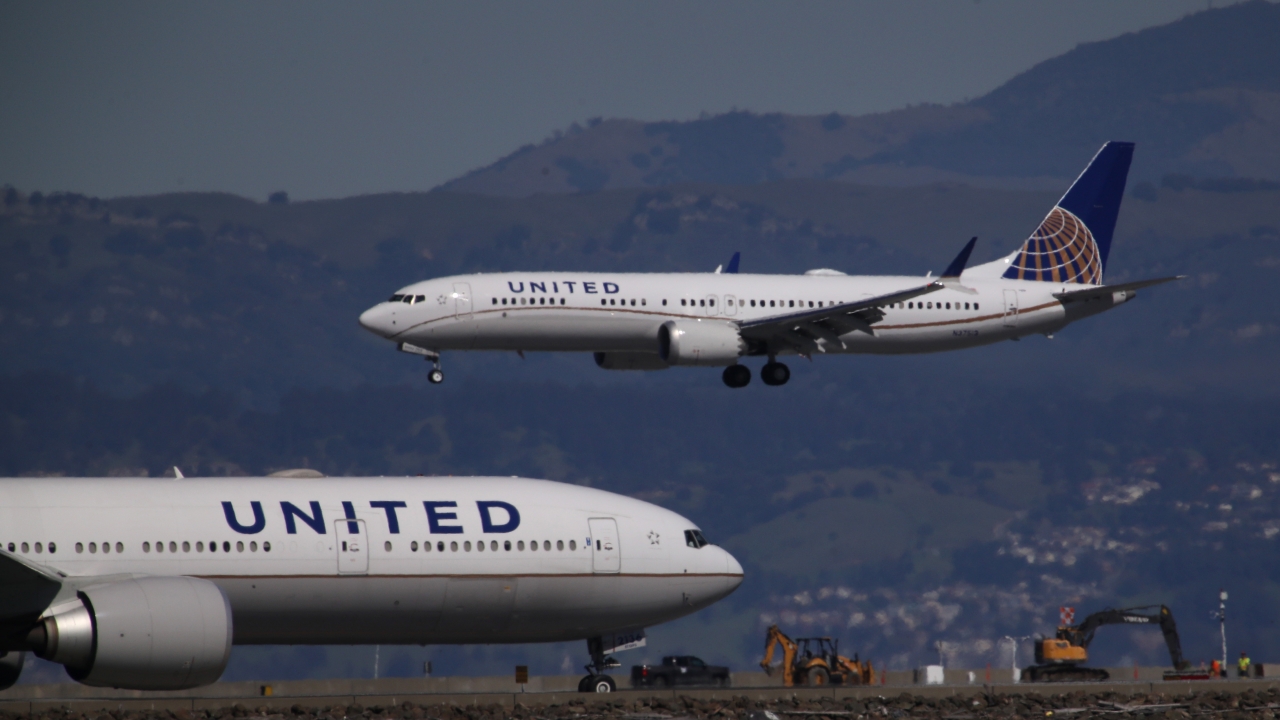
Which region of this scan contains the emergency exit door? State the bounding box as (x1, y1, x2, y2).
(336, 518, 368, 575)
(588, 518, 620, 574)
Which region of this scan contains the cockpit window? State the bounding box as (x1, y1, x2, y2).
(684, 529, 709, 549)
(402, 295, 414, 303)
(415, 295, 425, 303)
(388, 294, 405, 302)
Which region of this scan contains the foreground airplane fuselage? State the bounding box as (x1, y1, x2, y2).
(0, 476, 742, 691)
(359, 142, 1180, 387)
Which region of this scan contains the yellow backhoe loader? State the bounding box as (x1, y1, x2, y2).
(760, 624, 875, 687)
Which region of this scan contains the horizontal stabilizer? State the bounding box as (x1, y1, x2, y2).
(1054, 275, 1185, 303)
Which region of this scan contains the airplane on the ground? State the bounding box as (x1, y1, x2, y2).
(359, 142, 1181, 388)
(0, 475, 742, 693)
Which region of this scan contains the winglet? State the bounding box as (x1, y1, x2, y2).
(941, 237, 977, 279)
(723, 252, 740, 274)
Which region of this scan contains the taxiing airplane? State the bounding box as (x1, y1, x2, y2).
(359, 142, 1181, 388)
(0, 475, 742, 693)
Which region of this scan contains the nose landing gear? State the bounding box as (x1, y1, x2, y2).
(577, 636, 619, 693)
(427, 366, 444, 384)
(761, 361, 790, 386)
(398, 343, 444, 384)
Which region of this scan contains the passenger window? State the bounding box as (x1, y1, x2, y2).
(641, 299, 646, 306)
(769, 300, 775, 307)
(808, 301, 813, 308)
(561, 298, 566, 305)
(223, 541, 230, 552)
(450, 541, 458, 552)
(464, 541, 472, 551)
(974, 303, 979, 310)
(182, 541, 190, 552)
(76, 542, 84, 553)
(504, 540, 511, 551)
(681, 299, 686, 306)
(699, 299, 705, 307)
(544, 540, 551, 551)
(34, 542, 42, 554)
(945, 302, 950, 309)
(236, 541, 244, 552)
(48, 542, 56, 553)
(250, 541, 258, 552)
(709, 298, 715, 306)
(197, 541, 204, 552)
(169, 541, 177, 552)
(601, 299, 607, 306)
(263, 542, 271, 552)
(411, 541, 419, 551)
(569, 540, 577, 550)
(491, 540, 499, 551)
(662, 299, 667, 306)
(477, 540, 485, 552)
(530, 540, 538, 551)
(384, 541, 392, 552)
(518, 540, 525, 550)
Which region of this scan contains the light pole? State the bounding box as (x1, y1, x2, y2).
(1216, 589, 1228, 677)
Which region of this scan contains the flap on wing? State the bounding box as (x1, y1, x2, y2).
(739, 281, 943, 339)
(0, 550, 64, 628)
(1054, 275, 1185, 302)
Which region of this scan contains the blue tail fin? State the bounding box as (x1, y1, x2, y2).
(1003, 141, 1134, 285)
(723, 251, 740, 274)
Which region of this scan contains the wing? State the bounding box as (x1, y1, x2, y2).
(0, 549, 64, 642)
(1053, 275, 1184, 303)
(738, 281, 943, 352)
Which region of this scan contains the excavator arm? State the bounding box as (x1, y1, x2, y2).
(1062, 605, 1189, 670)
(761, 625, 799, 686)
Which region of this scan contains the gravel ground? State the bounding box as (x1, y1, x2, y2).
(4, 688, 1280, 720)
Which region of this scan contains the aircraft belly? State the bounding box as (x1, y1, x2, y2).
(469, 311, 663, 352)
(218, 574, 712, 645)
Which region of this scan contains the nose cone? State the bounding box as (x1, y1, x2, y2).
(724, 547, 744, 579)
(359, 305, 390, 337)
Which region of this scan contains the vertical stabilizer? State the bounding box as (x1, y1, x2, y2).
(1003, 141, 1134, 285)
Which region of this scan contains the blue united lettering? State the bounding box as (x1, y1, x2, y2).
(219, 498, 524, 535)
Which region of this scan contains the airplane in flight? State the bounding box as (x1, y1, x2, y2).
(359, 142, 1181, 388)
(0, 474, 742, 693)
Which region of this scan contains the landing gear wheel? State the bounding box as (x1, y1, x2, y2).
(579, 674, 615, 693)
(427, 368, 444, 384)
(806, 667, 830, 686)
(761, 362, 790, 386)
(722, 364, 751, 388)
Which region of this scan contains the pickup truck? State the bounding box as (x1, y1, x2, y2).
(631, 656, 731, 687)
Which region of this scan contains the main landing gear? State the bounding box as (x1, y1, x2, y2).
(722, 364, 751, 388)
(761, 361, 790, 386)
(577, 637, 619, 693)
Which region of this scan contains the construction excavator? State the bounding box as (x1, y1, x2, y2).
(1025, 605, 1193, 682)
(760, 625, 875, 687)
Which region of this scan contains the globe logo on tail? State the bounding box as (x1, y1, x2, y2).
(1003, 206, 1103, 285)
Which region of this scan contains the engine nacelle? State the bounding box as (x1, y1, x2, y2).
(658, 320, 744, 366)
(593, 351, 670, 371)
(0, 651, 24, 691)
(30, 576, 232, 690)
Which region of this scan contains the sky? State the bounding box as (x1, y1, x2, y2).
(0, 0, 1250, 201)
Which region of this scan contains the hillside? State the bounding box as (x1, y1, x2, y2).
(443, 1, 1280, 196)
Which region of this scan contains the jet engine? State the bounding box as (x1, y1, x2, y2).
(658, 320, 744, 366)
(27, 576, 232, 690)
(593, 351, 670, 371)
(0, 651, 24, 691)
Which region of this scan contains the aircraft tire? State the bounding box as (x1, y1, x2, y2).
(578, 675, 592, 692)
(589, 675, 616, 693)
(722, 364, 751, 388)
(427, 368, 444, 384)
(761, 362, 790, 386)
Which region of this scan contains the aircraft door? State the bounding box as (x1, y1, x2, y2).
(724, 295, 738, 316)
(336, 518, 369, 575)
(453, 283, 473, 319)
(1002, 289, 1019, 327)
(588, 517, 620, 574)
(704, 295, 719, 316)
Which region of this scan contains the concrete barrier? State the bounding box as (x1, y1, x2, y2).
(4, 669, 1277, 715)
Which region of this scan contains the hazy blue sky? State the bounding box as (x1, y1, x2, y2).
(0, 1, 1247, 200)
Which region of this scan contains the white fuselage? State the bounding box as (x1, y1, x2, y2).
(0, 476, 742, 645)
(358, 259, 1128, 357)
